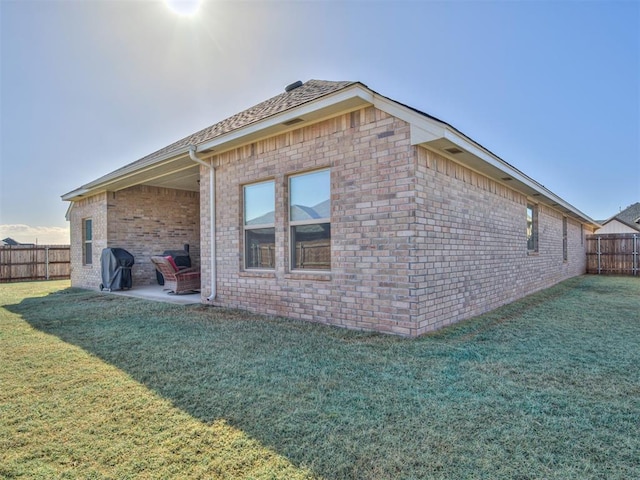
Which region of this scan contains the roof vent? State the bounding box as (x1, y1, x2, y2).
(282, 117, 304, 126)
(444, 147, 463, 155)
(285, 80, 303, 92)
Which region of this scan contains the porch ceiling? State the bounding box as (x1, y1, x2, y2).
(85, 155, 201, 195)
(141, 164, 200, 192)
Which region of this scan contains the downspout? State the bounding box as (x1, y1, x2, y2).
(189, 146, 216, 302)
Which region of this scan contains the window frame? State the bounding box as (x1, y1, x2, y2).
(83, 218, 93, 265)
(288, 168, 331, 272)
(526, 203, 539, 253)
(243, 180, 276, 270)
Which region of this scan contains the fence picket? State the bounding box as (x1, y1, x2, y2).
(586, 234, 639, 276)
(0, 245, 70, 282)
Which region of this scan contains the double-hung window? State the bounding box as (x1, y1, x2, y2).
(244, 181, 276, 269)
(83, 219, 93, 265)
(526, 203, 538, 253)
(289, 169, 331, 270)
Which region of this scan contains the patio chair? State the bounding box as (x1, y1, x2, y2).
(150, 256, 201, 294)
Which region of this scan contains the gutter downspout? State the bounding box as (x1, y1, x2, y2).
(189, 146, 216, 302)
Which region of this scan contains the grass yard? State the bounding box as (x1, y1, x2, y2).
(1, 276, 638, 479)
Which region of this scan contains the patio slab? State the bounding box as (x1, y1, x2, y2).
(105, 285, 201, 305)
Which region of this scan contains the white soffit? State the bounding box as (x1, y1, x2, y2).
(196, 85, 374, 154)
(62, 81, 597, 227)
(62, 85, 374, 202)
(375, 95, 597, 226)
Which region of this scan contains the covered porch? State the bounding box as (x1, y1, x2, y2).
(64, 153, 204, 294)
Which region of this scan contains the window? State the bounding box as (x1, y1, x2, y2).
(526, 204, 538, 252)
(562, 217, 568, 261)
(289, 169, 331, 270)
(244, 181, 275, 269)
(83, 219, 93, 265)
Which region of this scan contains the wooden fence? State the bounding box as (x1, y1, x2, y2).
(0, 245, 71, 283)
(586, 234, 639, 276)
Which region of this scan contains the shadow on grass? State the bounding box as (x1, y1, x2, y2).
(7, 276, 640, 479)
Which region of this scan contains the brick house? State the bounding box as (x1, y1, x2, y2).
(62, 80, 599, 336)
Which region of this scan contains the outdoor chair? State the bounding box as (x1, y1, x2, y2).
(150, 256, 201, 294)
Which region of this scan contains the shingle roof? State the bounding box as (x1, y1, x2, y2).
(99, 80, 356, 183)
(604, 202, 640, 231)
(61, 79, 599, 227)
(616, 202, 640, 224)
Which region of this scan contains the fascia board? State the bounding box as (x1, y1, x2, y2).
(438, 127, 598, 225)
(410, 123, 446, 144)
(375, 94, 546, 193)
(64, 203, 74, 221)
(196, 85, 375, 154)
(61, 188, 91, 201)
(372, 94, 598, 227)
(61, 85, 374, 202)
(61, 151, 192, 201)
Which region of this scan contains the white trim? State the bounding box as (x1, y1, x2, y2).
(288, 168, 332, 272)
(62, 82, 598, 229)
(243, 180, 276, 270)
(371, 92, 598, 228)
(197, 86, 373, 154)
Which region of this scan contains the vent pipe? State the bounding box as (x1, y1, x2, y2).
(285, 80, 303, 92)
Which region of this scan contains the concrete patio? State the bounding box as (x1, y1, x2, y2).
(105, 285, 201, 305)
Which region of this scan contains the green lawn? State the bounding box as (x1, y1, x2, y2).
(1, 276, 638, 479)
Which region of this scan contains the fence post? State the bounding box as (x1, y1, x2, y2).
(597, 236, 601, 275)
(45, 246, 50, 280)
(634, 234, 638, 277)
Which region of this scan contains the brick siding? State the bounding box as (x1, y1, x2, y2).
(69, 192, 108, 289)
(196, 106, 594, 335)
(70, 186, 199, 289)
(413, 147, 590, 334)
(71, 106, 594, 336)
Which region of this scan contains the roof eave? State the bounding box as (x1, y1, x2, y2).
(61, 148, 193, 202)
(195, 83, 374, 155)
(61, 81, 598, 230)
(370, 94, 599, 228)
(62, 83, 374, 203)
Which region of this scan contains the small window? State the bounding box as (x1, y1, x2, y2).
(526, 204, 538, 252)
(83, 219, 93, 265)
(563, 217, 568, 262)
(244, 181, 275, 269)
(289, 169, 331, 271)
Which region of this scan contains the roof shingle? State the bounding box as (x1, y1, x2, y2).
(99, 80, 356, 183)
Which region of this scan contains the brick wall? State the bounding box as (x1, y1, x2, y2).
(107, 185, 200, 286)
(413, 147, 591, 334)
(197, 107, 594, 336)
(69, 192, 108, 289)
(70, 106, 594, 336)
(201, 107, 419, 335)
(70, 186, 200, 289)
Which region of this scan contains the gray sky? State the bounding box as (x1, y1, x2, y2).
(1, 0, 638, 244)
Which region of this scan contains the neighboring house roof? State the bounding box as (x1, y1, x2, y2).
(598, 202, 640, 232)
(62, 79, 599, 228)
(245, 200, 331, 226)
(2, 237, 20, 246)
